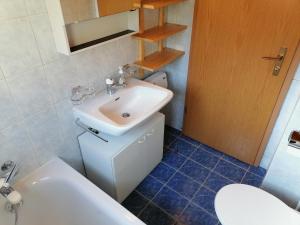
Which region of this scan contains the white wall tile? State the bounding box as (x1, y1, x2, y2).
(0, 0, 194, 179)
(0, 0, 27, 21)
(0, 18, 42, 77)
(0, 121, 39, 180)
(163, 0, 195, 130)
(44, 58, 81, 103)
(6, 66, 53, 118)
(25, 0, 47, 15)
(24, 107, 64, 162)
(30, 14, 62, 64)
(0, 67, 4, 80)
(54, 98, 84, 138)
(0, 80, 23, 130)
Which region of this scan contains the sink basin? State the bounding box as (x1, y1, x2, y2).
(73, 78, 173, 136)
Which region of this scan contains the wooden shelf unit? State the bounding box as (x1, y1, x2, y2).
(133, 0, 186, 73)
(133, 23, 187, 42)
(134, 0, 186, 9)
(135, 48, 184, 72)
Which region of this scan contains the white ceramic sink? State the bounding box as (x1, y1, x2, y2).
(73, 78, 173, 136)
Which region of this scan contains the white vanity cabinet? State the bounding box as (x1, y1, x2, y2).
(78, 113, 165, 202)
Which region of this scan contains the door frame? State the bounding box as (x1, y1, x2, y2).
(183, 0, 300, 166)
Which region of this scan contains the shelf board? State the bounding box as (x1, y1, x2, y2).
(134, 0, 186, 9)
(134, 48, 184, 72)
(133, 23, 187, 42)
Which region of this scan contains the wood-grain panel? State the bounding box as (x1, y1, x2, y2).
(98, 0, 135, 17)
(184, 0, 300, 164)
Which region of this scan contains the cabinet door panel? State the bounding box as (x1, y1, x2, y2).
(98, 0, 135, 17)
(113, 118, 164, 202)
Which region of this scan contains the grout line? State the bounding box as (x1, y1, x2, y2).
(137, 152, 190, 222)
(164, 145, 244, 185)
(166, 135, 265, 179)
(171, 129, 265, 174)
(178, 157, 222, 220)
(142, 167, 218, 221)
(134, 129, 266, 224)
(135, 148, 265, 224)
(240, 165, 251, 183)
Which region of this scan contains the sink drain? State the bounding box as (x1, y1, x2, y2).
(122, 112, 130, 118)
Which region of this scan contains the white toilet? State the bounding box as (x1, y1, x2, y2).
(144, 71, 168, 88)
(215, 184, 300, 225)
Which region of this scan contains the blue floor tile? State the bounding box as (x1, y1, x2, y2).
(179, 135, 201, 147)
(214, 160, 247, 182)
(166, 125, 182, 136)
(192, 187, 217, 216)
(165, 132, 177, 146)
(180, 204, 219, 225)
(170, 138, 197, 157)
(180, 160, 210, 183)
(204, 172, 233, 192)
(139, 203, 175, 225)
(163, 150, 187, 169)
(153, 186, 189, 217)
(124, 129, 268, 225)
(249, 166, 267, 177)
(242, 172, 264, 187)
(167, 172, 200, 199)
(150, 163, 176, 183)
(199, 144, 223, 158)
(222, 155, 250, 170)
(136, 176, 163, 199)
(122, 191, 149, 216)
(191, 149, 219, 169)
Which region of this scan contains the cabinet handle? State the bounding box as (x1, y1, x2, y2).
(138, 136, 146, 144)
(146, 129, 155, 137)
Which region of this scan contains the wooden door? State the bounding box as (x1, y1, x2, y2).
(184, 0, 300, 164)
(98, 0, 135, 17)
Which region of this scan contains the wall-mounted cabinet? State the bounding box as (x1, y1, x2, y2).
(46, 0, 139, 55)
(60, 0, 99, 24)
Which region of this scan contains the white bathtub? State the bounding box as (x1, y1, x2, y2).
(0, 158, 145, 225)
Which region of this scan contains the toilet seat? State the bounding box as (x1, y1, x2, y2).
(215, 184, 300, 225)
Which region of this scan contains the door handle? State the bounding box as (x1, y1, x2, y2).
(262, 56, 284, 61)
(262, 47, 287, 76)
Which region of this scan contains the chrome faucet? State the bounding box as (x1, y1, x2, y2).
(105, 65, 137, 96)
(0, 161, 22, 205)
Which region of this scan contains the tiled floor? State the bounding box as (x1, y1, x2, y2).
(122, 126, 267, 225)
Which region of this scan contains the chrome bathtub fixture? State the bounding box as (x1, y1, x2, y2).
(0, 161, 22, 206)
